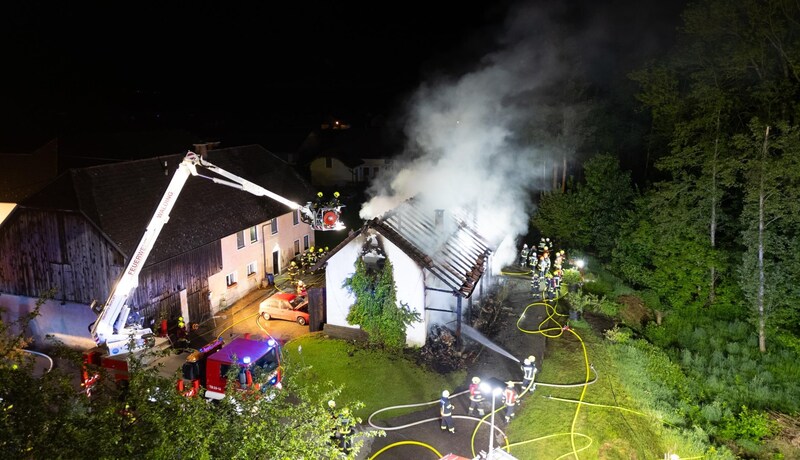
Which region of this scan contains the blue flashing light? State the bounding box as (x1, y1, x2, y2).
(267, 338, 276, 347)
(243, 356, 251, 364)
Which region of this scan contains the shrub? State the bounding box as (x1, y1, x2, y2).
(718, 406, 777, 444)
(604, 325, 633, 344)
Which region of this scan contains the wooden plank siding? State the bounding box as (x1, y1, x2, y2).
(0, 209, 123, 303)
(132, 242, 220, 324)
(0, 208, 221, 325)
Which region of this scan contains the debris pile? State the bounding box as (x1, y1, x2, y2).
(417, 324, 467, 373)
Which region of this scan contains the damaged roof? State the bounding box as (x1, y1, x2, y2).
(316, 198, 491, 298)
(20, 144, 316, 266)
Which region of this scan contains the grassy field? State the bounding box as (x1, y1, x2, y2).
(281, 322, 710, 459)
(501, 320, 707, 460)
(283, 333, 465, 421)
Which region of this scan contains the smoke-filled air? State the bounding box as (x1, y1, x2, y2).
(360, 2, 593, 272)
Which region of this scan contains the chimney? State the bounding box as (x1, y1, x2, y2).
(192, 141, 220, 158)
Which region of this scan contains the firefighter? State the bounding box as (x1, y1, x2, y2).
(502, 381, 518, 423)
(519, 244, 529, 267)
(287, 261, 299, 283)
(329, 191, 341, 208)
(537, 254, 548, 278)
(520, 356, 538, 399)
(440, 390, 456, 433)
(296, 279, 307, 296)
(528, 249, 537, 269)
(468, 376, 485, 416)
(176, 316, 188, 345)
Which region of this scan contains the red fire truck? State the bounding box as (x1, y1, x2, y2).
(81, 151, 342, 397)
(174, 334, 282, 399)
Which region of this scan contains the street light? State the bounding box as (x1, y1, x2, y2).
(480, 382, 504, 459)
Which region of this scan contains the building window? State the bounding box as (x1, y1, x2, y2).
(294, 240, 300, 255)
(373, 167, 379, 176)
(303, 235, 309, 250)
(226, 272, 238, 287)
(293, 210, 299, 225)
(270, 218, 278, 235)
(249, 226, 258, 243)
(325, 157, 332, 168)
(247, 261, 257, 277)
(236, 231, 245, 249)
(363, 167, 370, 178)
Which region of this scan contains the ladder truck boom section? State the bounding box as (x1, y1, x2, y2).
(89, 151, 343, 356)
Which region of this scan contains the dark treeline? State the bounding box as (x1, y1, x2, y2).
(533, 0, 800, 457)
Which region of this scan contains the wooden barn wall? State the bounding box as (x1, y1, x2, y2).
(0, 209, 123, 303)
(0, 209, 223, 327)
(131, 241, 222, 326)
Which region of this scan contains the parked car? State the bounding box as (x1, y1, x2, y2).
(259, 292, 309, 326)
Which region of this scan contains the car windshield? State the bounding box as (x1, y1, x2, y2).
(289, 296, 306, 309)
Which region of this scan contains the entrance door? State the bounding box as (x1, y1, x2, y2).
(272, 250, 280, 275)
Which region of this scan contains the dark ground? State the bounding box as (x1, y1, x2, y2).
(358, 271, 548, 460)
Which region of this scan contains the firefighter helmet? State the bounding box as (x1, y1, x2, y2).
(472, 376, 480, 384)
(291, 261, 296, 266)
(506, 381, 515, 387)
(528, 355, 535, 363)
(333, 191, 340, 198)
(328, 400, 336, 409)
(442, 390, 450, 398)
(523, 358, 530, 365)
(317, 192, 323, 198)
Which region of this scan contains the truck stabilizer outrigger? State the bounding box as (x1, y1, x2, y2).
(89, 151, 344, 357)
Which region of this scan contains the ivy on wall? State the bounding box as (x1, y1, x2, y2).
(343, 255, 421, 350)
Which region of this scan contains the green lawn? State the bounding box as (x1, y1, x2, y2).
(282, 325, 708, 459)
(502, 321, 706, 460)
(283, 333, 465, 421)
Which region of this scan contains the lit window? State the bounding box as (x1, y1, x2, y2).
(303, 235, 309, 250)
(270, 218, 278, 235)
(249, 226, 258, 243)
(293, 210, 299, 225)
(294, 240, 300, 255)
(226, 272, 238, 287)
(247, 261, 257, 277)
(236, 231, 245, 249)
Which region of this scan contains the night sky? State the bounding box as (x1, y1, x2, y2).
(0, 0, 685, 152)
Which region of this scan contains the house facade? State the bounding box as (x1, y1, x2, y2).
(316, 199, 493, 347)
(0, 145, 316, 348)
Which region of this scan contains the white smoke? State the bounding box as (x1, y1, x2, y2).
(360, 3, 591, 273)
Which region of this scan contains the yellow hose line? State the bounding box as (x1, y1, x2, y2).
(368, 440, 442, 459)
(545, 396, 648, 417)
(511, 281, 593, 459)
(505, 431, 593, 452)
(469, 405, 513, 458)
(217, 311, 260, 338)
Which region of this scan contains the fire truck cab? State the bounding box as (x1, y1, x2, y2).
(202, 336, 282, 400)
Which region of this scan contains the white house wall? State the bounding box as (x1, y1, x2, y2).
(381, 235, 426, 347)
(324, 230, 427, 347)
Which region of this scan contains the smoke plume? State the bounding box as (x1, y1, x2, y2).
(360, 2, 596, 272)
